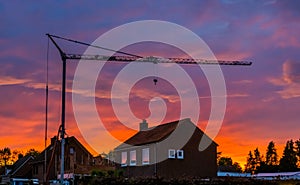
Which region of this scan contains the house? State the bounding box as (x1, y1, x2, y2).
(114, 118, 218, 179)
(31, 136, 111, 184)
(1, 155, 36, 184)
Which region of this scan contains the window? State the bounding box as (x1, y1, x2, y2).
(121, 152, 127, 167)
(130, 150, 136, 166)
(70, 147, 74, 154)
(142, 148, 150, 165)
(177, 150, 184, 159)
(168, 149, 176, 159)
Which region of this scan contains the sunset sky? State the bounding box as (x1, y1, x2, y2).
(1, 1, 300, 167)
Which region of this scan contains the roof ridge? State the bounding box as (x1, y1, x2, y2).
(116, 118, 193, 148)
(146, 118, 191, 130)
(11, 155, 34, 175)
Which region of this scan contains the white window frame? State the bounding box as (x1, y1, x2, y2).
(130, 150, 136, 166)
(142, 148, 150, 165)
(121, 152, 127, 167)
(177, 150, 184, 159)
(168, 149, 176, 159)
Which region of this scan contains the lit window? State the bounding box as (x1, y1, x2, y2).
(130, 150, 136, 166)
(142, 148, 150, 165)
(168, 149, 176, 159)
(121, 152, 127, 167)
(177, 150, 184, 159)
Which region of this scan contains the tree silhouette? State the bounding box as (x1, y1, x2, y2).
(245, 148, 267, 173)
(254, 148, 262, 167)
(295, 139, 300, 167)
(218, 156, 242, 172)
(266, 141, 278, 166)
(279, 140, 298, 172)
(244, 151, 255, 174)
(232, 162, 243, 173)
(218, 156, 232, 166)
(0, 147, 12, 167)
(11, 149, 24, 163)
(25, 148, 40, 158)
(257, 141, 279, 172)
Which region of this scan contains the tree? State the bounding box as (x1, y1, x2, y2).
(25, 148, 40, 158)
(218, 156, 242, 172)
(279, 140, 298, 171)
(252, 148, 263, 173)
(217, 151, 222, 162)
(266, 141, 278, 166)
(0, 147, 12, 167)
(218, 156, 232, 166)
(244, 151, 255, 174)
(256, 141, 279, 173)
(11, 150, 24, 163)
(295, 139, 300, 167)
(232, 162, 243, 173)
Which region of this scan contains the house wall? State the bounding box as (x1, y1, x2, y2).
(32, 137, 96, 183)
(32, 153, 58, 183)
(56, 138, 94, 176)
(115, 124, 218, 178)
(32, 163, 44, 182)
(115, 144, 157, 177)
(156, 130, 217, 178)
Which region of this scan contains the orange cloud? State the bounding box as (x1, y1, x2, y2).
(0, 76, 31, 86)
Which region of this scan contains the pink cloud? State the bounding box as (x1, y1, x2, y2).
(268, 60, 300, 99)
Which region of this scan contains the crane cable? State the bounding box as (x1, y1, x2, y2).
(47, 34, 142, 58)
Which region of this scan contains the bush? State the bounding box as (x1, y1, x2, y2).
(84, 176, 300, 185)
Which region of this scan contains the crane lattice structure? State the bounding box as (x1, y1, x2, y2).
(45, 33, 252, 185)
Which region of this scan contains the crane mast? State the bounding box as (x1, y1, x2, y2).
(45, 33, 252, 185)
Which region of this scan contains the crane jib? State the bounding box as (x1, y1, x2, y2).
(65, 54, 252, 66)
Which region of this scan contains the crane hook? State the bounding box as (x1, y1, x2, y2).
(153, 78, 158, 85)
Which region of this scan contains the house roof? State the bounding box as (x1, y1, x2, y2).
(123, 119, 179, 146)
(115, 118, 217, 149)
(32, 136, 93, 164)
(9, 155, 34, 177)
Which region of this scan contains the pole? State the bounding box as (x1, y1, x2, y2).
(44, 36, 49, 185)
(60, 57, 66, 185)
(46, 34, 66, 185)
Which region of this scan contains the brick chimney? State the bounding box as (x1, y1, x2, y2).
(51, 136, 57, 145)
(139, 119, 148, 131)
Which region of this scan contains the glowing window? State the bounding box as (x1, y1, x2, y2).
(121, 152, 127, 167)
(130, 150, 136, 166)
(142, 148, 150, 165)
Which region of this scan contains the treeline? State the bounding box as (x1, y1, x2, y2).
(0, 147, 40, 167)
(218, 139, 300, 174)
(244, 139, 300, 174)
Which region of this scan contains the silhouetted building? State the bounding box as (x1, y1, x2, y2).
(1, 155, 34, 183)
(31, 136, 111, 184)
(114, 118, 218, 179)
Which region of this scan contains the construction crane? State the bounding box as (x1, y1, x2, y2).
(45, 33, 252, 185)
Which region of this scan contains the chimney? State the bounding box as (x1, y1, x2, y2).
(139, 119, 148, 131)
(51, 136, 57, 145)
